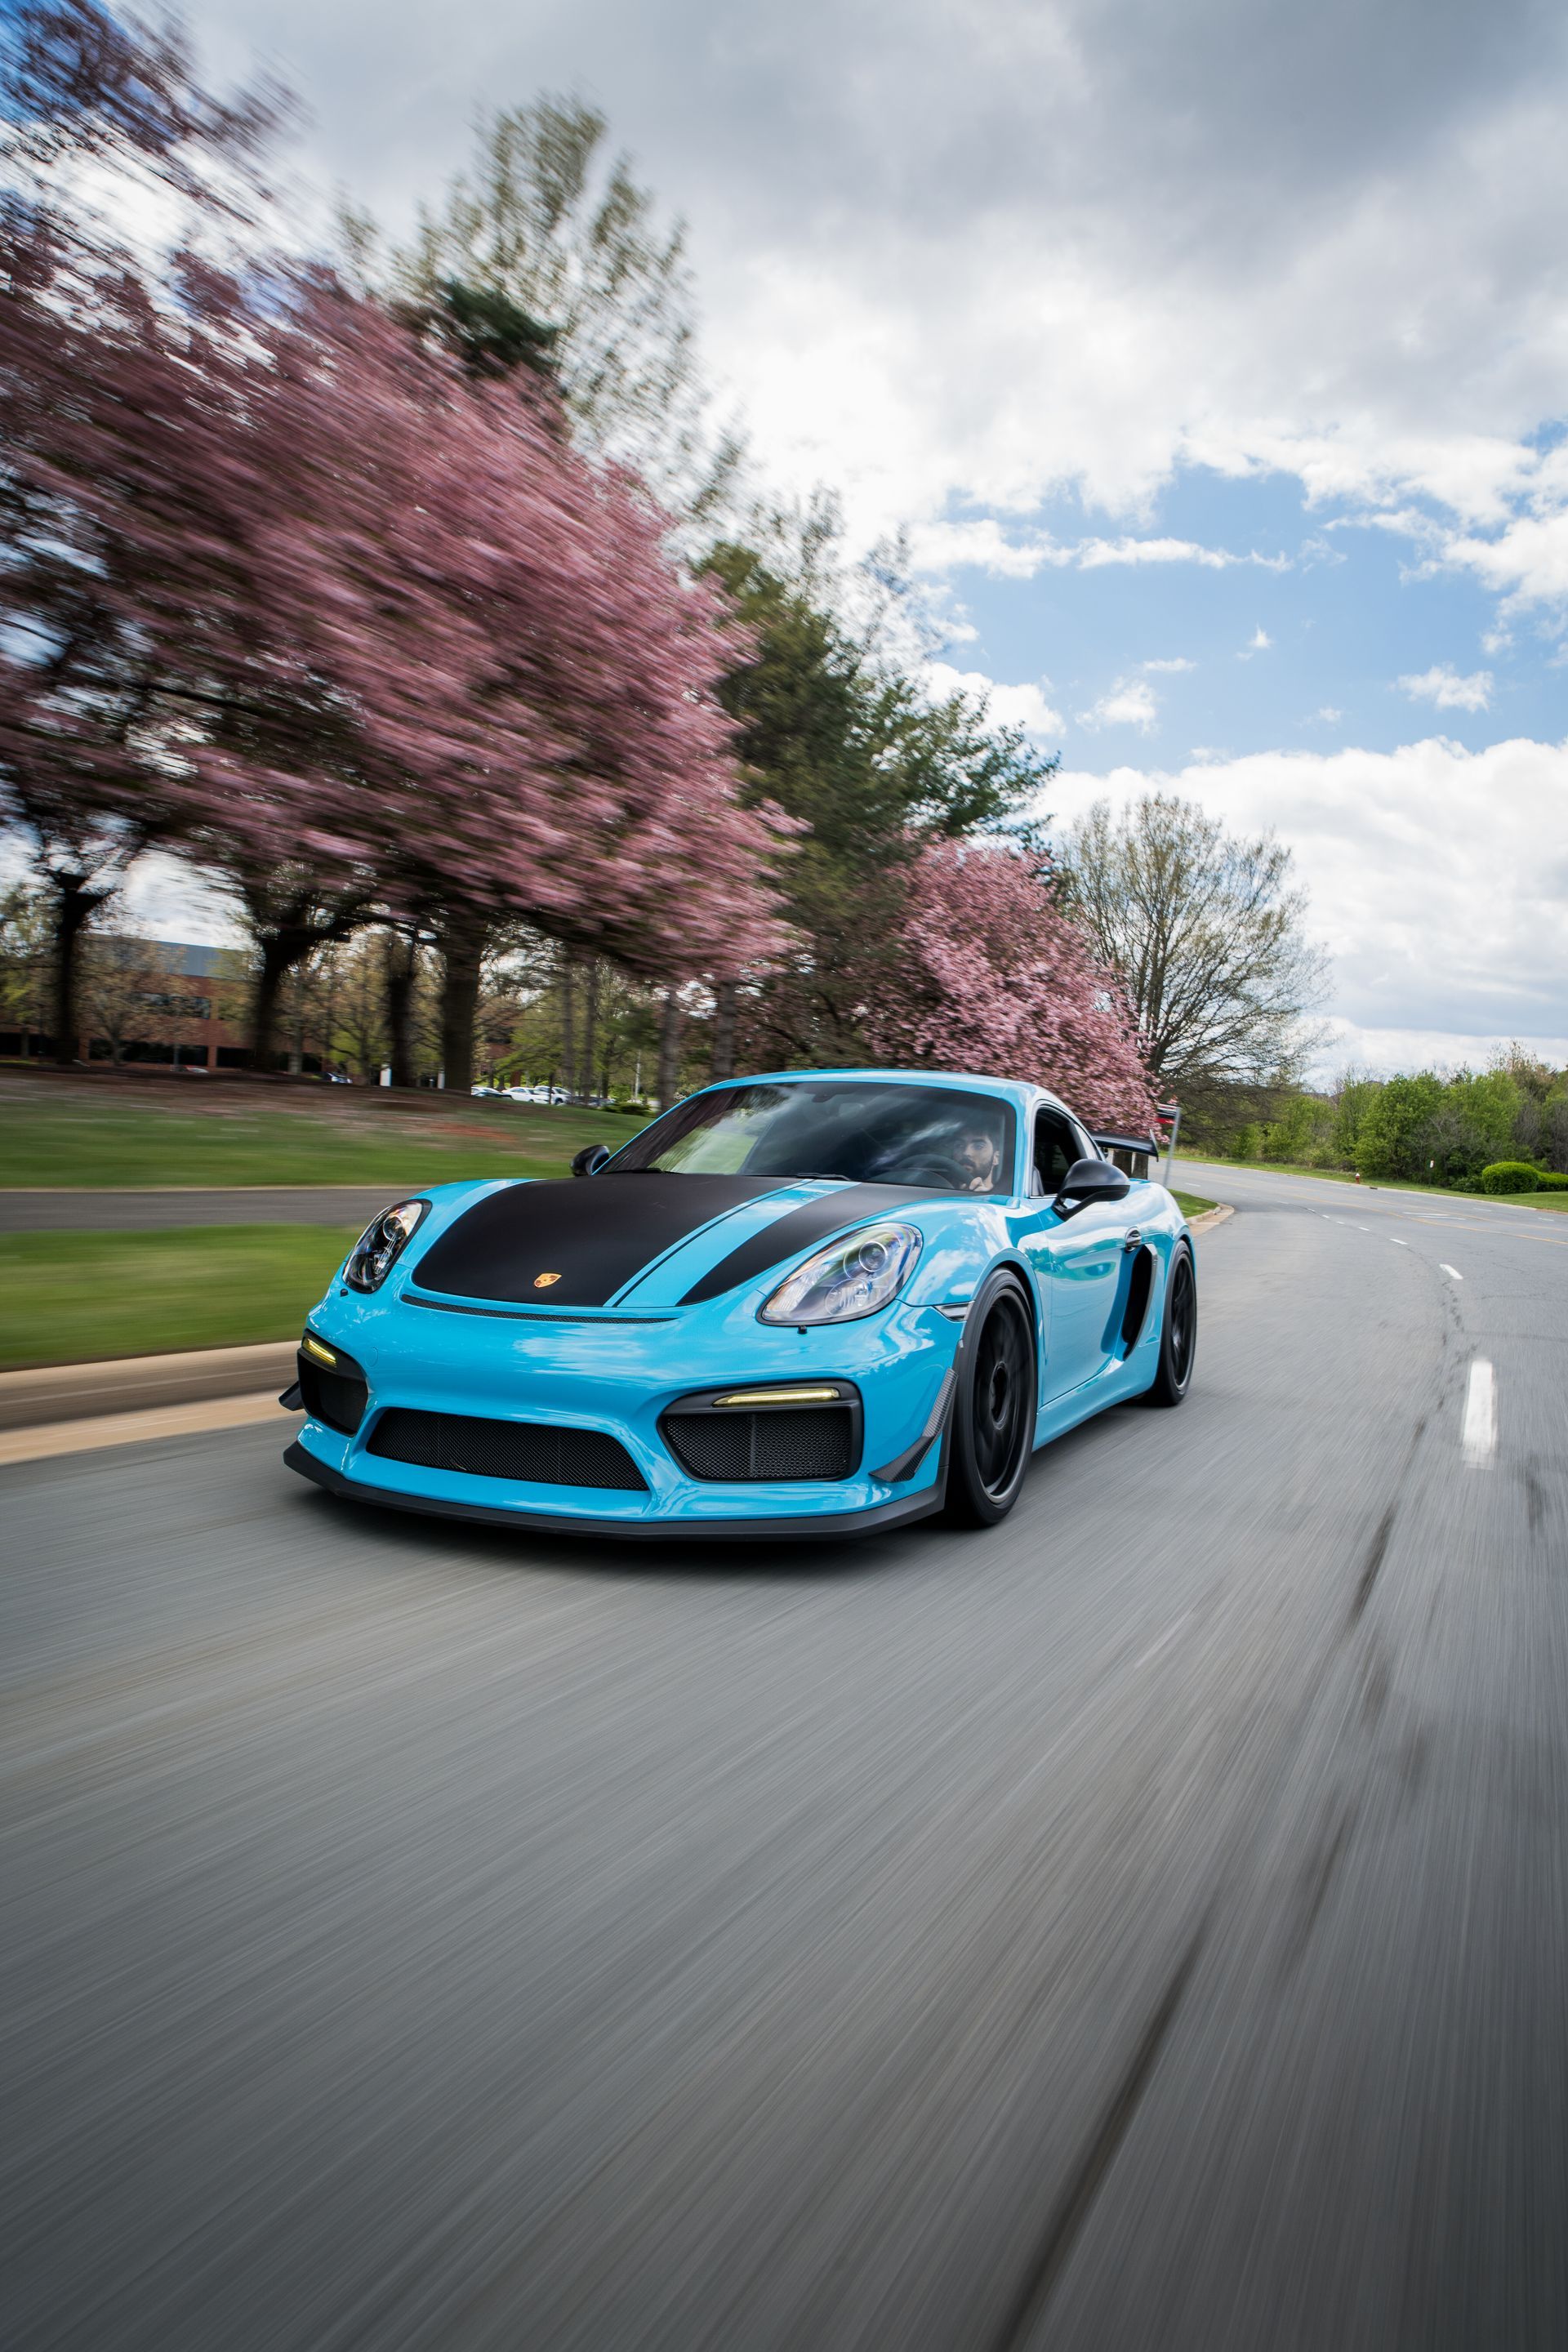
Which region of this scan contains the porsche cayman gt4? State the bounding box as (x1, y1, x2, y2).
(283, 1069, 1196, 1539)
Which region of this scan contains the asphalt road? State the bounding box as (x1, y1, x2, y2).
(4, 1166, 1566, 2350)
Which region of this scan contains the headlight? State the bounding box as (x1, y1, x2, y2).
(758, 1222, 922, 1325)
(343, 1199, 429, 1292)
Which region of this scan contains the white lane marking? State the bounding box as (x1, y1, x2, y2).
(1441, 1263, 1463, 1281)
(1390, 1238, 1409, 1246)
(1462, 1359, 1496, 1466)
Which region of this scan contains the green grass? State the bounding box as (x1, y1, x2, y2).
(1173, 1192, 1218, 1219)
(1181, 1156, 1568, 1212)
(0, 1094, 630, 1190)
(0, 1225, 363, 1370)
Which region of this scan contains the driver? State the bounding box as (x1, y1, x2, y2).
(954, 1120, 1004, 1193)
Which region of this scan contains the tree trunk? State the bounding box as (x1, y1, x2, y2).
(559, 956, 577, 1101)
(710, 978, 738, 1082)
(581, 959, 600, 1104)
(438, 916, 486, 1095)
(657, 989, 684, 1111)
(385, 929, 419, 1089)
(48, 875, 107, 1067)
(287, 965, 305, 1077)
(247, 927, 318, 1072)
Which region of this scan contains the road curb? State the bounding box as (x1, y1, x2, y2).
(1187, 1202, 1235, 1234)
(0, 1339, 297, 1432)
(0, 1391, 292, 1468)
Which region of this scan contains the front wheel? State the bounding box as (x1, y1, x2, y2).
(1143, 1242, 1196, 1406)
(942, 1275, 1037, 1527)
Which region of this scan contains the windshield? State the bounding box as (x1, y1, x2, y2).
(608, 1081, 1017, 1196)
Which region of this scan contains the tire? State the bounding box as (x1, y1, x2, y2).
(1144, 1241, 1196, 1406)
(942, 1272, 1037, 1527)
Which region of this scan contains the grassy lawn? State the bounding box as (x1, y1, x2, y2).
(1173, 1192, 1217, 1219)
(0, 1089, 631, 1190)
(1179, 1156, 1568, 1212)
(0, 1226, 363, 1370)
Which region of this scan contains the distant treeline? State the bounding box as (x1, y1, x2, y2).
(1200, 1058, 1568, 1191)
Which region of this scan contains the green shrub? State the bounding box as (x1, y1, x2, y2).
(1535, 1170, 1568, 1191)
(1479, 1160, 1543, 1193)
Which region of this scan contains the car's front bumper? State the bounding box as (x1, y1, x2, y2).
(283, 1280, 959, 1541)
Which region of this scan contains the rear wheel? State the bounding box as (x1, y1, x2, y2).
(942, 1275, 1036, 1527)
(1144, 1243, 1196, 1406)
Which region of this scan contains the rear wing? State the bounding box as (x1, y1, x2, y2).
(1089, 1130, 1160, 1161)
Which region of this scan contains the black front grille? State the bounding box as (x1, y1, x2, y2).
(367, 1408, 646, 1491)
(663, 1405, 855, 1483)
(297, 1345, 368, 1436)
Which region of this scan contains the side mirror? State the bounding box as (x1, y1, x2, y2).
(571, 1144, 612, 1178)
(1053, 1156, 1131, 1217)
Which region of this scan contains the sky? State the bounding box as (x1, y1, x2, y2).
(146, 0, 1568, 1075)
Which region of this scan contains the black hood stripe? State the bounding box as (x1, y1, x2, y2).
(678, 1183, 944, 1306)
(411, 1174, 786, 1308)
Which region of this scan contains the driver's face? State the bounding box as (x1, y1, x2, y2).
(956, 1129, 1000, 1188)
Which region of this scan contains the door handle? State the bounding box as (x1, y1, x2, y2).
(1123, 1228, 1143, 1250)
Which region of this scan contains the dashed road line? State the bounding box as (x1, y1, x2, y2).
(1441, 1263, 1463, 1281)
(1462, 1359, 1496, 1466)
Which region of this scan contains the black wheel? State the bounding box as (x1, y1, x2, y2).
(943, 1275, 1037, 1526)
(1144, 1243, 1196, 1406)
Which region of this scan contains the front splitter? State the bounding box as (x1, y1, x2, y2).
(283, 1439, 944, 1543)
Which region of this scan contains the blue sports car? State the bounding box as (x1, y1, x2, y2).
(283, 1067, 1196, 1540)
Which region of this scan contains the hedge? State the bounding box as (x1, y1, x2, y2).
(1481, 1160, 1549, 1193)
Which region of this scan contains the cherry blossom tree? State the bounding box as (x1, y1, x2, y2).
(2, 7, 784, 1077)
(208, 278, 784, 1083)
(857, 841, 1156, 1129)
(0, 2, 286, 1058)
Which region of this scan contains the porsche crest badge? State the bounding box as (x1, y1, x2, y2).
(532, 1272, 563, 1289)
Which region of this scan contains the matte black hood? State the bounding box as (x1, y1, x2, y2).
(412, 1174, 783, 1308)
(410, 1174, 930, 1309)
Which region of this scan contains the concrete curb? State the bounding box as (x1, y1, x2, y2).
(1187, 1202, 1235, 1234)
(0, 1391, 290, 1468)
(0, 1340, 297, 1432)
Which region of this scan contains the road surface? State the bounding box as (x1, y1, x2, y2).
(3, 1166, 1565, 2349)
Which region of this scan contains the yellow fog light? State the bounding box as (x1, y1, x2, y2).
(301, 1334, 338, 1368)
(713, 1386, 842, 1407)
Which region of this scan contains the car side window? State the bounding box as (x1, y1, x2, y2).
(1032, 1110, 1079, 1195)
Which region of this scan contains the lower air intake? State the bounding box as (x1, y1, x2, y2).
(297, 1347, 368, 1437)
(663, 1405, 856, 1483)
(368, 1409, 646, 1491)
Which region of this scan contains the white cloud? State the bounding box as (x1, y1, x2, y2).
(925, 662, 1064, 737)
(906, 522, 1287, 578)
(204, 0, 1568, 568)
(1076, 678, 1159, 732)
(1439, 507, 1568, 612)
(1398, 664, 1493, 711)
(1316, 706, 1343, 723)
(1142, 656, 1194, 673)
(904, 519, 1051, 577)
(1048, 734, 1568, 1071)
(1240, 626, 1273, 656)
(1075, 537, 1287, 572)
